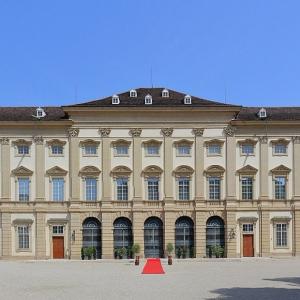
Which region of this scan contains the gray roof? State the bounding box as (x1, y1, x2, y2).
(67, 88, 238, 107)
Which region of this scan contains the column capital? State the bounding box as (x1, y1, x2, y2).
(292, 136, 300, 144)
(129, 128, 142, 137)
(259, 136, 268, 144)
(223, 125, 236, 137)
(98, 128, 111, 137)
(0, 137, 9, 145)
(68, 128, 80, 137)
(33, 136, 44, 145)
(192, 128, 204, 137)
(161, 128, 173, 137)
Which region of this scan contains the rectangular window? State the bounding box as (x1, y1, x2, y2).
(146, 145, 159, 156)
(241, 144, 254, 155)
(209, 177, 220, 200)
(148, 178, 159, 200)
(52, 225, 64, 234)
(208, 144, 221, 155)
(84, 145, 97, 155)
(274, 144, 287, 154)
(177, 145, 191, 156)
(243, 224, 254, 232)
(276, 223, 288, 247)
(85, 177, 97, 201)
(18, 226, 29, 249)
(178, 177, 190, 200)
(17, 145, 29, 155)
(51, 145, 63, 155)
(52, 178, 64, 201)
(275, 176, 286, 199)
(18, 178, 30, 201)
(115, 145, 128, 156)
(241, 177, 253, 200)
(117, 178, 128, 200)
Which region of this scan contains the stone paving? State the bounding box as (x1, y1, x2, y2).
(0, 258, 300, 299)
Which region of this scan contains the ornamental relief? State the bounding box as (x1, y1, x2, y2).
(161, 128, 173, 137)
(223, 125, 236, 137)
(0, 137, 9, 145)
(68, 128, 79, 137)
(33, 136, 44, 145)
(129, 128, 142, 137)
(98, 128, 111, 137)
(192, 128, 204, 137)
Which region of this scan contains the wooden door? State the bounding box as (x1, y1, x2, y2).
(53, 237, 64, 259)
(243, 234, 254, 257)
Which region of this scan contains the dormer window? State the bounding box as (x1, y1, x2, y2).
(258, 108, 267, 119)
(145, 94, 152, 105)
(36, 107, 46, 118)
(162, 89, 169, 98)
(130, 89, 137, 98)
(184, 95, 192, 104)
(112, 95, 120, 105)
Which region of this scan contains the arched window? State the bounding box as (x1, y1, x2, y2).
(144, 217, 163, 258)
(82, 218, 101, 259)
(175, 217, 194, 258)
(113, 217, 133, 258)
(206, 216, 225, 258)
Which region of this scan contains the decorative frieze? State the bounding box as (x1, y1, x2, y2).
(223, 125, 236, 137)
(161, 128, 173, 137)
(33, 136, 44, 145)
(129, 128, 142, 137)
(0, 137, 9, 145)
(68, 128, 80, 137)
(98, 128, 111, 137)
(192, 128, 204, 137)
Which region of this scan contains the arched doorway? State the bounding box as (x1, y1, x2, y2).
(144, 217, 163, 258)
(82, 217, 101, 259)
(113, 217, 133, 258)
(206, 216, 225, 258)
(175, 216, 194, 258)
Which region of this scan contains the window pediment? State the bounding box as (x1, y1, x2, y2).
(271, 138, 290, 145)
(111, 139, 131, 146)
(174, 139, 194, 146)
(270, 165, 291, 175)
(46, 166, 68, 176)
(237, 139, 258, 145)
(79, 139, 100, 146)
(236, 165, 258, 175)
(204, 165, 225, 176)
(111, 165, 132, 176)
(79, 166, 101, 176)
(12, 219, 34, 225)
(142, 165, 163, 177)
(142, 139, 162, 146)
(46, 139, 66, 146)
(12, 139, 32, 146)
(173, 165, 194, 177)
(204, 139, 224, 145)
(11, 166, 33, 176)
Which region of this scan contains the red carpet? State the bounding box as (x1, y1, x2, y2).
(142, 258, 165, 274)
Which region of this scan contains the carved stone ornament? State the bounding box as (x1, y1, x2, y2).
(292, 136, 300, 144)
(68, 128, 79, 137)
(129, 128, 142, 137)
(46, 166, 68, 176)
(192, 128, 204, 137)
(161, 128, 173, 137)
(258, 136, 268, 144)
(33, 136, 44, 145)
(11, 166, 34, 176)
(98, 128, 111, 137)
(0, 137, 9, 145)
(223, 125, 236, 137)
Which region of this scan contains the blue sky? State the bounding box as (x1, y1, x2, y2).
(0, 0, 299, 107)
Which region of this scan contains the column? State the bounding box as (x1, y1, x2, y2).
(259, 136, 269, 200)
(1, 213, 11, 257)
(101, 212, 113, 259)
(261, 210, 270, 256)
(34, 136, 45, 201)
(164, 211, 175, 258)
(294, 209, 300, 256)
(35, 213, 46, 259)
(193, 129, 205, 201)
(1, 138, 10, 201)
(130, 128, 143, 201)
(132, 211, 145, 258)
(226, 210, 237, 258)
(68, 128, 80, 202)
(162, 128, 173, 201)
(293, 136, 300, 200)
(70, 212, 82, 259)
(195, 210, 206, 257)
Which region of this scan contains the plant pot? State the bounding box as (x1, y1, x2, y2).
(168, 255, 172, 265)
(135, 256, 140, 265)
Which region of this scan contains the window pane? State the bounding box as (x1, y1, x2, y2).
(177, 145, 190, 155)
(86, 178, 97, 201)
(18, 178, 29, 201)
(51, 145, 63, 155)
(275, 176, 286, 199)
(276, 223, 288, 247)
(52, 178, 64, 201)
(117, 178, 128, 200)
(208, 144, 221, 155)
(146, 145, 159, 155)
(18, 145, 29, 155)
(241, 177, 253, 200)
(84, 145, 97, 155)
(178, 177, 190, 200)
(116, 146, 128, 155)
(209, 177, 220, 200)
(274, 144, 287, 154)
(241, 144, 254, 155)
(148, 178, 159, 200)
(18, 226, 29, 249)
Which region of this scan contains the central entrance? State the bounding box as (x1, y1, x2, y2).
(144, 217, 163, 258)
(243, 234, 254, 257)
(53, 236, 64, 259)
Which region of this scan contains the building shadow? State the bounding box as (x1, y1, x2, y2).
(264, 277, 300, 287)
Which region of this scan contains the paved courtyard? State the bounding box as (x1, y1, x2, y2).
(0, 258, 300, 300)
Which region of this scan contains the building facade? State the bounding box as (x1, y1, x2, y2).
(0, 88, 300, 259)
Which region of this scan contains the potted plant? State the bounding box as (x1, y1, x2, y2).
(182, 246, 187, 259)
(177, 247, 182, 259)
(131, 244, 141, 265)
(85, 247, 93, 260)
(92, 247, 96, 260)
(81, 247, 85, 260)
(119, 247, 127, 259)
(166, 243, 174, 265)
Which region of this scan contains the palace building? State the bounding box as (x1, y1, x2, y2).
(0, 87, 300, 259)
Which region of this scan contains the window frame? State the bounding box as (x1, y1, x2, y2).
(208, 176, 221, 200)
(17, 177, 30, 202)
(51, 144, 64, 156)
(177, 177, 190, 201)
(273, 175, 287, 200)
(145, 144, 160, 156)
(116, 177, 129, 201)
(240, 144, 255, 156)
(147, 177, 160, 201)
(240, 176, 254, 200)
(51, 177, 65, 202)
(84, 177, 98, 201)
(274, 223, 288, 249)
(176, 144, 191, 157)
(17, 225, 30, 251)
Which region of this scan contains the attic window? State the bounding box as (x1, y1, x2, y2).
(258, 108, 267, 119)
(162, 89, 169, 98)
(145, 94, 152, 105)
(184, 95, 192, 104)
(112, 95, 120, 105)
(130, 89, 137, 98)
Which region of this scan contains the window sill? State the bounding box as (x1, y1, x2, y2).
(82, 154, 98, 157)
